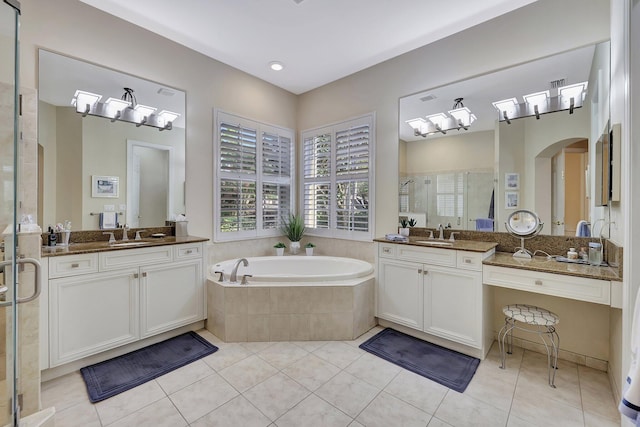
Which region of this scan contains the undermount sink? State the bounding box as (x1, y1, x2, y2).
(414, 240, 454, 247)
(109, 241, 150, 247)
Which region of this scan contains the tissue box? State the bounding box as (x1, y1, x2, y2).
(175, 221, 188, 237)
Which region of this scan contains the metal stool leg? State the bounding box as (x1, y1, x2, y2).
(498, 318, 516, 370)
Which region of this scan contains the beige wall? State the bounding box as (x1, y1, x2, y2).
(21, 0, 298, 242)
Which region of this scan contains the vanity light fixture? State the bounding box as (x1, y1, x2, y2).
(71, 87, 180, 131)
(407, 98, 477, 137)
(492, 81, 588, 123)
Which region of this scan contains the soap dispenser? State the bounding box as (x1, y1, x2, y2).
(47, 226, 57, 246)
(567, 247, 578, 260)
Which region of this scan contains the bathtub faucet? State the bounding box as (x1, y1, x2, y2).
(230, 258, 249, 283)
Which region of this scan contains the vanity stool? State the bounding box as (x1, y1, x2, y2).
(498, 304, 560, 388)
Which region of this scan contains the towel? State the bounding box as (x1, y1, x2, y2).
(99, 212, 117, 229)
(620, 288, 640, 422)
(475, 218, 494, 232)
(576, 220, 591, 237)
(385, 233, 408, 242)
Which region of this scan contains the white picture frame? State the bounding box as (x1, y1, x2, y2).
(505, 191, 519, 209)
(505, 172, 519, 190)
(92, 175, 119, 198)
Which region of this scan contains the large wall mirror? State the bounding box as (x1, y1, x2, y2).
(38, 50, 186, 231)
(399, 41, 611, 236)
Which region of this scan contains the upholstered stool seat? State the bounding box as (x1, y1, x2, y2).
(498, 304, 560, 388)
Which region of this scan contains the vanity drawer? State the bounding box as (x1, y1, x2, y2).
(48, 253, 99, 278)
(174, 243, 203, 260)
(457, 251, 486, 271)
(378, 243, 397, 259)
(100, 246, 173, 270)
(483, 265, 611, 305)
(396, 245, 456, 267)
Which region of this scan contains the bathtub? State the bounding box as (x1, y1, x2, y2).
(210, 256, 374, 284)
(206, 256, 376, 342)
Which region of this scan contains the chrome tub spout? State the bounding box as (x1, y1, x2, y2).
(230, 258, 249, 283)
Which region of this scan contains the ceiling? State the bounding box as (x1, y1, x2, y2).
(78, 0, 537, 95)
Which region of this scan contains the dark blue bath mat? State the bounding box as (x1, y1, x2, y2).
(81, 331, 218, 402)
(359, 328, 479, 392)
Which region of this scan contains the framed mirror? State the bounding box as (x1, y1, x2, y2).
(38, 50, 186, 231)
(399, 41, 611, 236)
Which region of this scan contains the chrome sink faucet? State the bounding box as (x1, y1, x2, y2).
(121, 224, 130, 241)
(230, 258, 249, 283)
(437, 224, 445, 240)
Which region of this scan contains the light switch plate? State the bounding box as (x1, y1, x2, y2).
(119, 204, 127, 211)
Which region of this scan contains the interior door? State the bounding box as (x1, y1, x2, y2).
(551, 152, 565, 235)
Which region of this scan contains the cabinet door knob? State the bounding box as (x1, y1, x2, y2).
(423, 270, 428, 275)
(142, 272, 147, 278)
(133, 273, 139, 279)
(418, 269, 422, 274)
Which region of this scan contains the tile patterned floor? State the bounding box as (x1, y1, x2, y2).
(41, 327, 621, 427)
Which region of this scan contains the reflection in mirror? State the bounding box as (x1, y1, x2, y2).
(399, 41, 610, 236)
(38, 50, 186, 231)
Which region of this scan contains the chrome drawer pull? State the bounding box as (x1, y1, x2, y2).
(71, 263, 79, 268)
(535, 280, 543, 286)
(185, 250, 193, 254)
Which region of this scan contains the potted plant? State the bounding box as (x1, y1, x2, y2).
(399, 218, 410, 236)
(408, 218, 417, 228)
(305, 242, 315, 256)
(281, 213, 305, 254)
(274, 242, 286, 256)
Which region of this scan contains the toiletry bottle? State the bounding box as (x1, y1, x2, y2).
(567, 247, 578, 260)
(47, 226, 57, 246)
(589, 242, 603, 266)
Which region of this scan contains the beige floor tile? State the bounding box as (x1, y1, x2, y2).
(584, 411, 621, 427)
(282, 353, 341, 391)
(257, 342, 309, 370)
(95, 380, 166, 426)
(344, 353, 401, 389)
(435, 392, 509, 427)
(219, 354, 278, 392)
(244, 372, 310, 421)
(315, 371, 380, 418)
(53, 401, 101, 427)
(292, 340, 328, 352)
(510, 386, 584, 427)
(41, 371, 90, 413)
(313, 342, 364, 369)
(578, 365, 620, 422)
(356, 391, 431, 427)
(464, 364, 516, 411)
(202, 342, 254, 371)
(156, 359, 214, 395)
(190, 395, 271, 427)
(427, 417, 453, 427)
(349, 421, 365, 427)
(515, 368, 582, 410)
(384, 369, 448, 415)
(241, 341, 277, 353)
(274, 394, 352, 427)
(106, 397, 187, 427)
(506, 414, 537, 426)
(169, 372, 238, 423)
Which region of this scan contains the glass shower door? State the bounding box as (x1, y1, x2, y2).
(0, 1, 21, 424)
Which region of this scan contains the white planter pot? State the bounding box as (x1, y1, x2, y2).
(399, 228, 410, 236)
(276, 247, 285, 256)
(290, 241, 301, 254)
(306, 247, 314, 256)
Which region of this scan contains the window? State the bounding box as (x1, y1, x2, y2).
(302, 114, 374, 240)
(436, 173, 464, 218)
(215, 111, 293, 241)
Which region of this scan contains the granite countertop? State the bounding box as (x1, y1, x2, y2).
(483, 252, 621, 282)
(374, 237, 498, 253)
(41, 236, 209, 257)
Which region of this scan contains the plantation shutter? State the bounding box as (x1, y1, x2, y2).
(215, 111, 294, 241)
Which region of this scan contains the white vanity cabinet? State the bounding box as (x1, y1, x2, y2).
(44, 242, 205, 368)
(376, 242, 493, 353)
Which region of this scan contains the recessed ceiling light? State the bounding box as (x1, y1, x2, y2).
(269, 61, 284, 71)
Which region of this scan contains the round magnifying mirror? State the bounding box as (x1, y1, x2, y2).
(505, 210, 543, 258)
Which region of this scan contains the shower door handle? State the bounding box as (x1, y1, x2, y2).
(0, 258, 42, 306)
